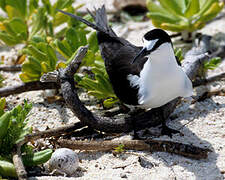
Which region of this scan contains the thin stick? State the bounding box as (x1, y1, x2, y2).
(12, 142, 27, 180)
(0, 81, 59, 97)
(193, 72, 225, 87)
(58, 139, 210, 160)
(24, 122, 84, 142)
(0, 65, 21, 71)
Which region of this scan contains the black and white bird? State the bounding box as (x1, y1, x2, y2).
(58, 6, 193, 135)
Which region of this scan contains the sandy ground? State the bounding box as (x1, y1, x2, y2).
(1, 2, 225, 180)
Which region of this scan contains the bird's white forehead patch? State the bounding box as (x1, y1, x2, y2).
(143, 38, 158, 51)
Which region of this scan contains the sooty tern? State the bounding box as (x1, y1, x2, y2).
(58, 6, 193, 136)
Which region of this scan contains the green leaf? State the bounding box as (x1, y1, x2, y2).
(0, 0, 6, 10)
(160, 23, 189, 32)
(88, 90, 105, 99)
(103, 98, 119, 109)
(41, 62, 51, 73)
(77, 29, 87, 45)
(87, 31, 99, 53)
(41, 0, 51, 14)
(30, 35, 47, 43)
(198, 2, 224, 23)
(195, 0, 216, 17)
(147, 12, 182, 24)
(158, 0, 187, 16)
(22, 56, 42, 75)
(27, 44, 47, 62)
(46, 44, 57, 69)
(204, 57, 221, 70)
(8, 18, 27, 40)
(65, 27, 79, 51)
(54, 0, 74, 10)
(19, 73, 39, 82)
(0, 31, 18, 46)
(185, 0, 200, 18)
(29, 0, 39, 16)
(6, 0, 27, 18)
(0, 98, 6, 117)
(95, 74, 115, 96)
(54, 39, 71, 58)
(30, 7, 46, 37)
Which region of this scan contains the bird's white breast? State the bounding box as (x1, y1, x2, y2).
(128, 43, 193, 109)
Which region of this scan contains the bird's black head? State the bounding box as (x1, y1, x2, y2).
(132, 29, 172, 64)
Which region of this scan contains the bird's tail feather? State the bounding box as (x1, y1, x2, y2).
(57, 5, 115, 37)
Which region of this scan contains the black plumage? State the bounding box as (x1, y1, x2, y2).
(57, 6, 147, 105)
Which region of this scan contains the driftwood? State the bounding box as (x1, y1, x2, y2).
(12, 142, 27, 180)
(58, 139, 209, 160)
(193, 72, 225, 87)
(0, 64, 21, 71)
(0, 81, 59, 97)
(24, 122, 84, 142)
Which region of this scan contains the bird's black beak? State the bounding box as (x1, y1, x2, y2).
(131, 47, 147, 64)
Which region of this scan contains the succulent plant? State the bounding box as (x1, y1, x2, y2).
(146, 0, 224, 39)
(0, 0, 76, 46)
(19, 36, 59, 82)
(75, 58, 119, 108)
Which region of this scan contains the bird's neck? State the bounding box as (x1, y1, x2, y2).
(148, 43, 177, 66)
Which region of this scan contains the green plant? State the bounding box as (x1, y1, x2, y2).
(0, 99, 53, 178)
(0, 149, 53, 178)
(19, 36, 59, 82)
(204, 57, 221, 70)
(0, 74, 3, 87)
(114, 144, 125, 153)
(75, 59, 119, 108)
(146, 0, 224, 39)
(0, 100, 33, 155)
(19, 29, 98, 83)
(0, 98, 6, 116)
(0, 0, 76, 46)
(174, 47, 184, 62)
(19, 8, 97, 82)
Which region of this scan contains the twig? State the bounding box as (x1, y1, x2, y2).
(0, 81, 59, 97)
(12, 142, 27, 180)
(58, 139, 210, 159)
(193, 72, 225, 87)
(170, 33, 181, 39)
(24, 122, 84, 143)
(0, 64, 22, 71)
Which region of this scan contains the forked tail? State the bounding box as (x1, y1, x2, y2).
(57, 5, 116, 37)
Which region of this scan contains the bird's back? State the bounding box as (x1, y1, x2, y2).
(91, 6, 147, 105)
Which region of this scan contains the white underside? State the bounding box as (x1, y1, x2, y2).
(128, 43, 193, 109)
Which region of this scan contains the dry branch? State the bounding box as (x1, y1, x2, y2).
(24, 122, 84, 142)
(12, 142, 27, 180)
(193, 72, 225, 87)
(0, 64, 21, 71)
(58, 139, 210, 160)
(0, 81, 59, 97)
